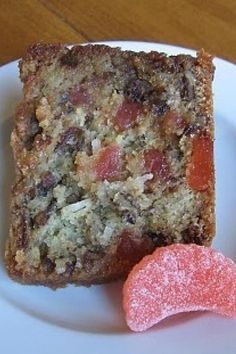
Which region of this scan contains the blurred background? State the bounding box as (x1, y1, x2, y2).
(0, 0, 236, 65)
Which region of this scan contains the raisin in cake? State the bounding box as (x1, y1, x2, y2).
(5, 44, 215, 287)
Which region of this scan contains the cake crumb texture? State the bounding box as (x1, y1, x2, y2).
(5, 44, 215, 287)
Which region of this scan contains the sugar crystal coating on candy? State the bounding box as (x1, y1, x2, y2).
(123, 244, 236, 332)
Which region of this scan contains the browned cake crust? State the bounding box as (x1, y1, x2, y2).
(5, 44, 215, 288)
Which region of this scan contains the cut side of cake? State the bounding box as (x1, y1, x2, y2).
(5, 44, 215, 287)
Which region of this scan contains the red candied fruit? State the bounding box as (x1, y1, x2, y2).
(116, 230, 154, 263)
(143, 149, 170, 181)
(161, 110, 186, 136)
(114, 100, 141, 131)
(186, 133, 213, 191)
(123, 244, 236, 332)
(69, 86, 90, 106)
(94, 145, 122, 181)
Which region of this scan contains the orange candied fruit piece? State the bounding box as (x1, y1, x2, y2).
(186, 133, 213, 191)
(123, 244, 236, 332)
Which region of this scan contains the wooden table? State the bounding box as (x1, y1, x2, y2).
(0, 0, 236, 65)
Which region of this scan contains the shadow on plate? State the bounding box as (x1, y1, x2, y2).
(0, 79, 20, 266)
(0, 279, 128, 334)
(0, 117, 14, 266)
(0, 277, 208, 335)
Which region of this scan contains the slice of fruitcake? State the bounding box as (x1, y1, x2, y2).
(5, 44, 215, 287)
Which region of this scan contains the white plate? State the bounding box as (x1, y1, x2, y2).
(0, 41, 236, 354)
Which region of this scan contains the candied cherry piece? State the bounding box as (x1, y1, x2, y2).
(143, 148, 170, 181)
(114, 100, 141, 131)
(161, 110, 186, 136)
(186, 133, 213, 191)
(94, 145, 122, 181)
(123, 244, 236, 332)
(69, 85, 90, 106)
(117, 230, 154, 263)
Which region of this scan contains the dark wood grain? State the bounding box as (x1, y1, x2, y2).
(0, 0, 236, 65)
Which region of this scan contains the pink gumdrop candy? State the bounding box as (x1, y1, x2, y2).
(123, 244, 236, 332)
